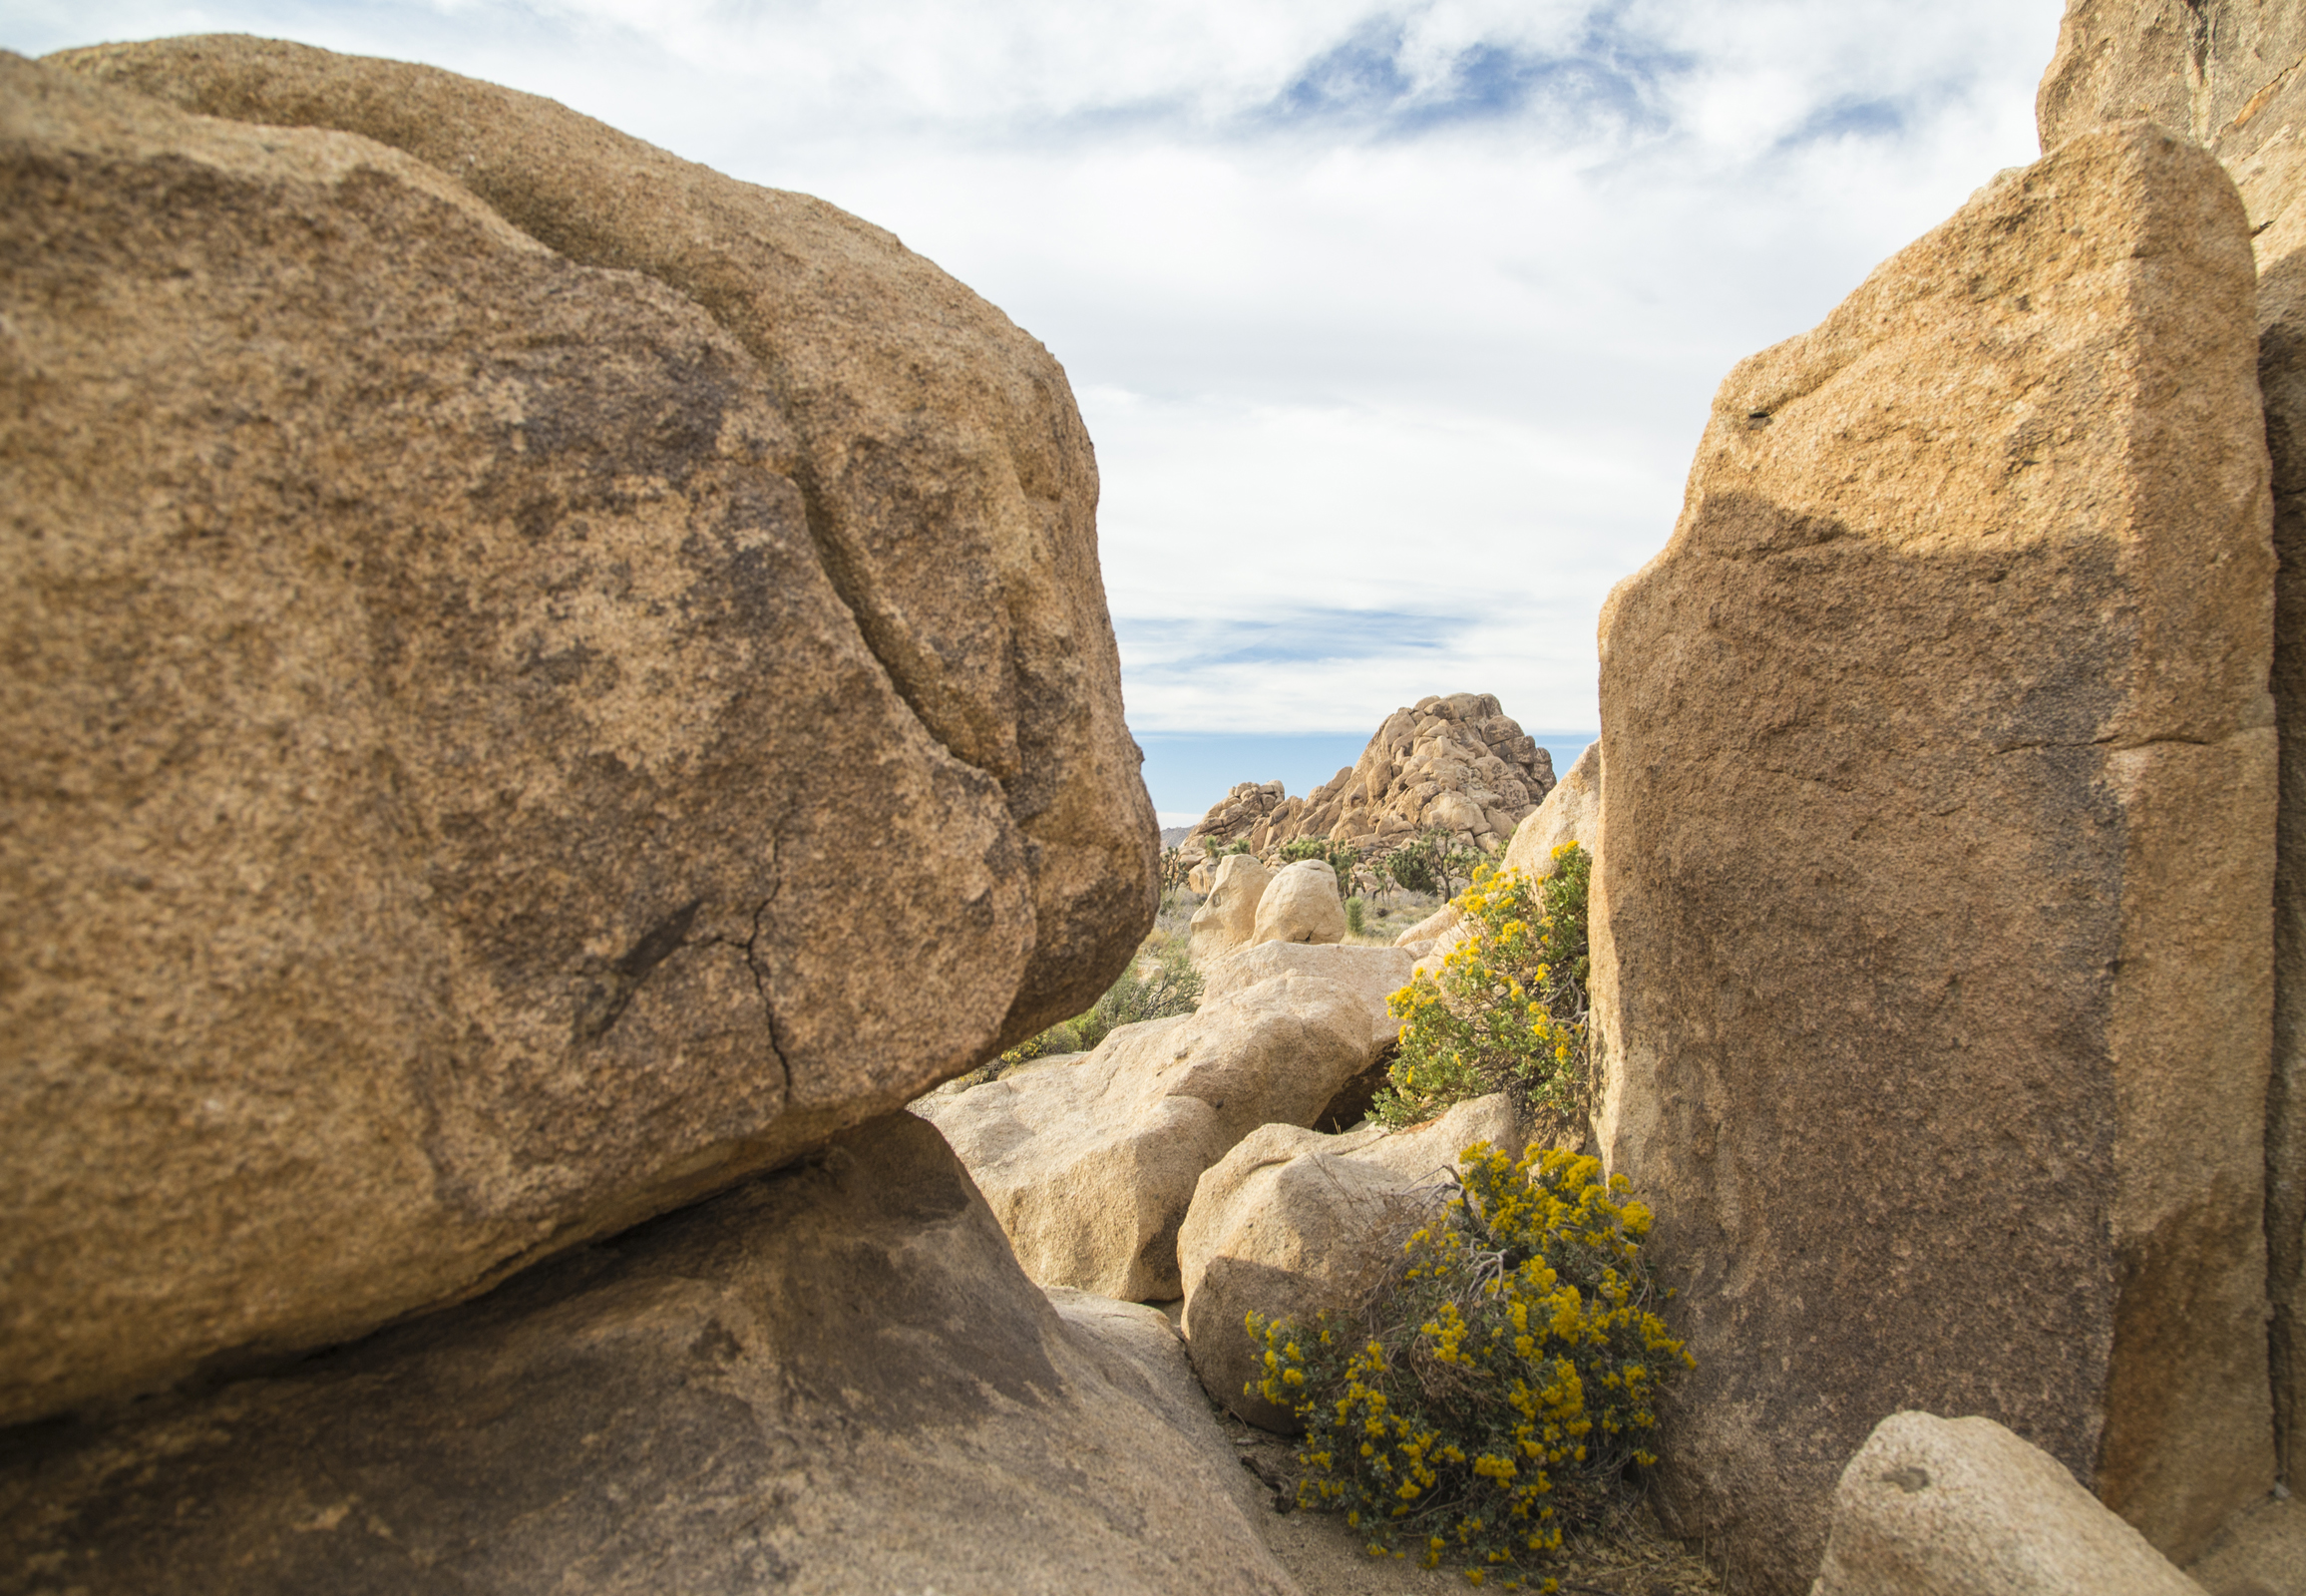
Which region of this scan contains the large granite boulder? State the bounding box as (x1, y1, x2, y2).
(0, 1113, 1299, 1595)
(1391, 901, 1464, 957)
(0, 43, 1154, 1427)
(1189, 853, 1274, 965)
(916, 976, 1377, 1301)
(1809, 1412, 2207, 1596)
(1503, 739, 1601, 879)
(2038, 0, 2306, 1491)
(1199, 941, 1417, 1055)
(1249, 859, 1348, 948)
(1592, 122, 2277, 1590)
(1177, 1095, 1523, 1431)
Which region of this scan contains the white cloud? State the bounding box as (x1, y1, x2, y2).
(7, 0, 2070, 749)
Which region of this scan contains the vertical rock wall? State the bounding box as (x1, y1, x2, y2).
(1592, 124, 2275, 1591)
(2039, 0, 2306, 1488)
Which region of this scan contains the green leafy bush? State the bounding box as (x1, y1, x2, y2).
(1280, 835, 1360, 879)
(1345, 895, 1365, 937)
(1373, 845, 1591, 1131)
(998, 941, 1204, 1066)
(1380, 828, 1484, 902)
(1245, 1140, 1691, 1589)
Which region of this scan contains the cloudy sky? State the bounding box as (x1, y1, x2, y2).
(7, 0, 2070, 818)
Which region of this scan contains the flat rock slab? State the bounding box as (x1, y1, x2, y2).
(1199, 941, 1417, 1055)
(1, 40, 1153, 1425)
(1595, 122, 2276, 1590)
(0, 1114, 1298, 1596)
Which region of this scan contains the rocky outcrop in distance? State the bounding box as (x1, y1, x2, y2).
(0, 39, 1155, 1429)
(1593, 120, 2276, 1590)
(1178, 692, 1557, 867)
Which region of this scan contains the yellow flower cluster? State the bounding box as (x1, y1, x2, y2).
(1374, 848, 1593, 1131)
(1244, 1139, 1692, 1588)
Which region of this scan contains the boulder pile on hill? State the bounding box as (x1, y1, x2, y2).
(1178, 692, 1556, 867)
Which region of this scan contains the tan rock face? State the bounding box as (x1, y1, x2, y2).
(0, 45, 1153, 1425)
(1190, 853, 1275, 965)
(2037, 0, 2306, 154)
(1503, 740, 1601, 879)
(1249, 859, 1348, 948)
(916, 975, 1379, 1301)
(1593, 123, 2276, 1591)
(1177, 1096, 1524, 1432)
(1391, 902, 1463, 955)
(2038, 0, 2306, 1492)
(0, 1113, 1299, 1596)
(1809, 1412, 2207, 1596)
(1199, 941, 1417, 1055)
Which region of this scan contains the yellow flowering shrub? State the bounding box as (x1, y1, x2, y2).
(1246, 1140, 1690, 1589)
(1374, 844, 1590, 1131)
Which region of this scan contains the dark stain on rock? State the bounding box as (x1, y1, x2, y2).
(572, 898, 703, 1043)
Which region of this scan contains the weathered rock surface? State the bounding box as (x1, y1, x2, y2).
(2179, 1491, 2306, 1595)
(1250, 859, 1348, 948)
(1593, 123, 2276, 1591)
(1392, 902, 1463, 956)
(1178, 1095, 1523, 1431)
(1504, 740, 1601, 879)
(2036, 0, 2306, 155)
(0, 43, 1154, 1426)
(1190, 853, 1275, 965)
(916, 976, 1378, 1301)
(1200, 942, 1417, 1056)
(1187, 779, 1291, 858)
(0, 1113, 1298, 1596)
(1179, 693, 1557, 865)
(2039, 0, 2306, 1489)
(1809, 1411, 2207, 1596)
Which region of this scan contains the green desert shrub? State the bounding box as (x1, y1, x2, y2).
(1245, 1140, 1691, 1589)
(1380, 828, 1484, 902)
(1280, 835, 1360, 879)
(1373, 844, 1591, 1131)
(1345, 895, 1366, 937)
(1159, 845, 1193, 893)
(998, 940, 1203, 1066)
